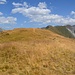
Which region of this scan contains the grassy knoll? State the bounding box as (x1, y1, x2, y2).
(0, 28, 75, 75)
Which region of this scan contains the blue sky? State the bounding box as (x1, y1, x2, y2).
(0, 0, 75, 30)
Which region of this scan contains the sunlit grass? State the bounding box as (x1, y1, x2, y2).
(0, 28, 75, 75)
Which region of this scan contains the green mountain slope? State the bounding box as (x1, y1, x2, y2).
(45, 25, 74, 38)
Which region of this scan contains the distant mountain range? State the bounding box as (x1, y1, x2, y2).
(0, 25, 75, 38)
(42, 25, 75, 38)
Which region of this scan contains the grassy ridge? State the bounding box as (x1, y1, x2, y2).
(0, 28, 75, 75)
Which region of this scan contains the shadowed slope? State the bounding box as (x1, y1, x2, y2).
(45, 25, 74, 38)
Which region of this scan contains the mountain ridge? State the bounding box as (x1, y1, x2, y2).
(42, 25, 75, 38)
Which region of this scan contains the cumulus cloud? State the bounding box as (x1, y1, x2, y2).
(70, 11, 75, 19)
(12, 2, 75, 25)
(12, 2, 23, 7)
(12, 2, 28, 8)
(0, 12, 17, 24)
(0, 17, 17, 24)
(0, 0, 6, 4)
(71, 11, 75, 15)
(0, 12, 3, 15)
(38, 2, 47, 9)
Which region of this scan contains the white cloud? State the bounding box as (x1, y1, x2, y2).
(0, 17, 17, 24)
(23, 2, 28, 8)
(12, 2, 28, 8)
(71, 11, 75, 15)
(0, 0, 6, 4)
(12, 2, 75, 25)
(12, 2, 51, 18)
(71, 11, 75, 18)
(0, 12, 17, 24)
(12, 2, 23, 7)
(0, 12, 3, 15)
(12, 7, 51, 16)
(38, 2, 47, 9)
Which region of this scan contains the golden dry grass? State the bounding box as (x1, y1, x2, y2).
(0, 28, 75, 75)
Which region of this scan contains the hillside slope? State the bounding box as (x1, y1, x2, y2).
(45, 25, 74, 38)
(0, 28, 75, 75)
